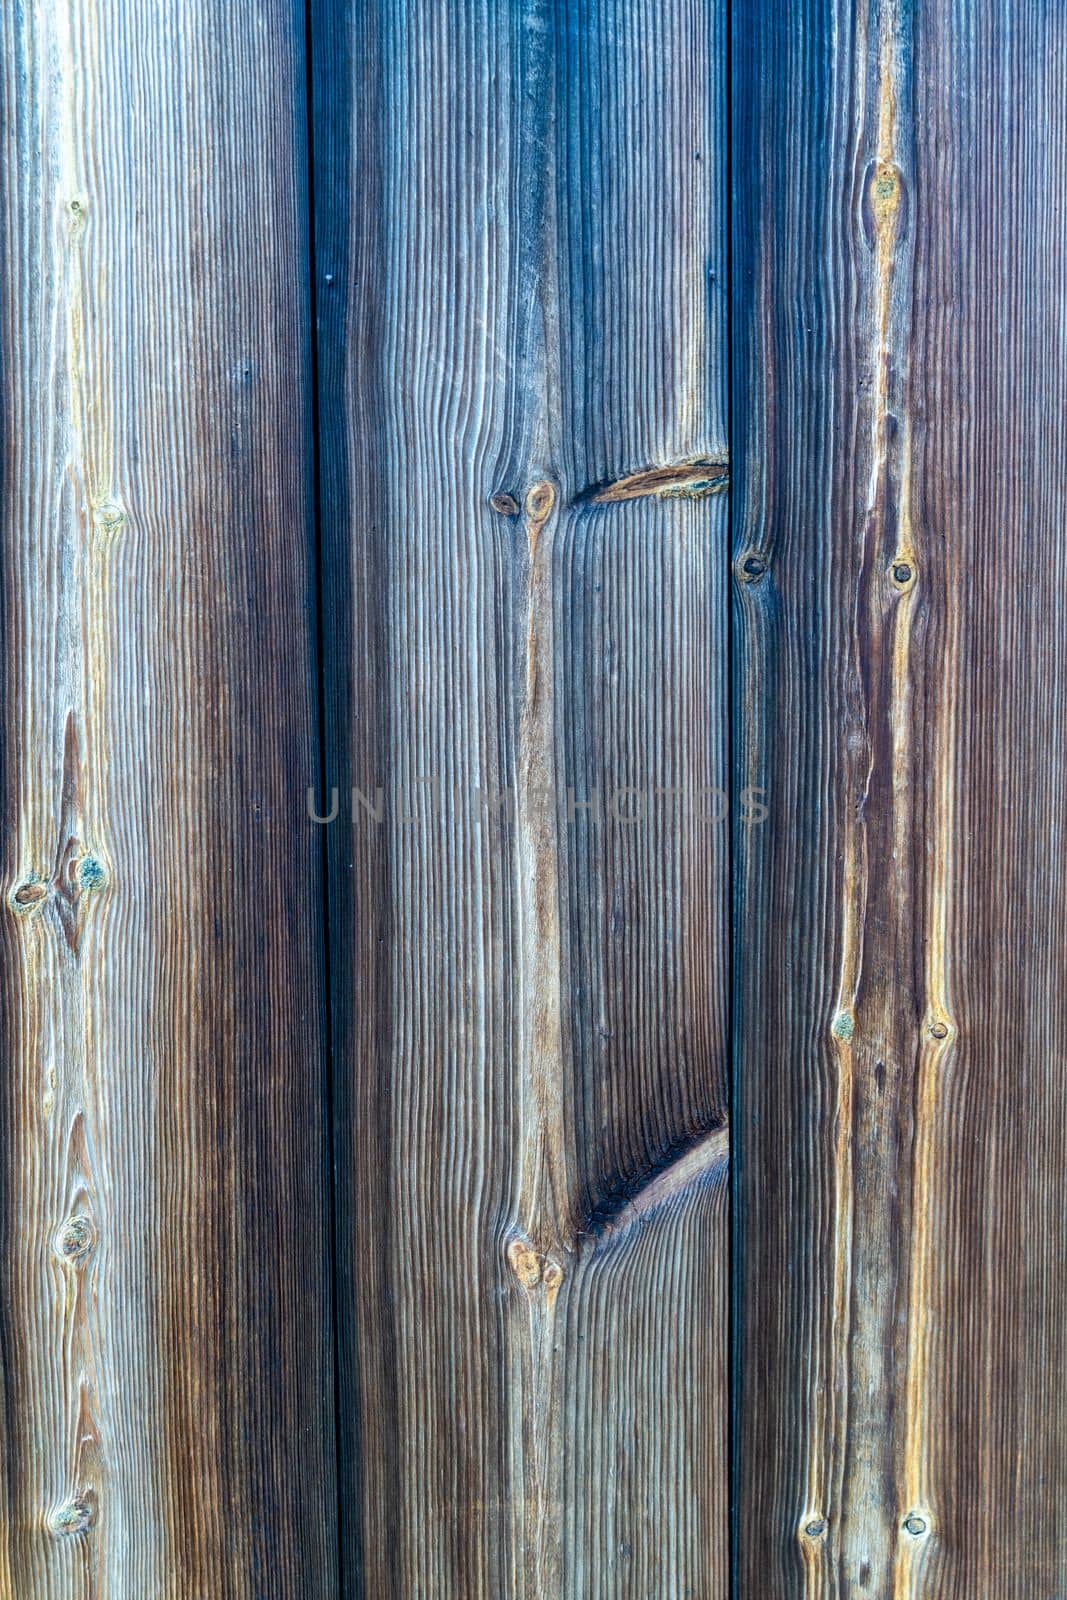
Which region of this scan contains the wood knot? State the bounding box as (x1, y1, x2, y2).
(505, 1235, 541, 1290)
(524, 481, 556, 524)
(903, 1513, 928, 1538)
(93, 497, 128, 540)
(870, 160, 902, 225)
(891, 559, 914, 587)
(489, 491, 519, 517)
(54, 1215, 96, 1266)
(737, 551, 768, 584)
(76, 856, 107, 893)
(10, 877, 48, 916)
(51, 840, 110, 952)
(523, 481, 556, 558)
(66, 194, 89, 241)
(831, 1011, 854, 1042)
(802, 1518, 826, 1540)
(542, 1259, 564, 1297)
(48, 1494, 95, 1537)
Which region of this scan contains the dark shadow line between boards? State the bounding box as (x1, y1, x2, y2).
(302, 1, 348, 1595)
(726, 0, 740, 1595)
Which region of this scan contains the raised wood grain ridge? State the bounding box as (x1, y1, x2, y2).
(312, 0, 729, 1591)
(0, 3, 337, 1594)
(734, 0, 1067, 1594)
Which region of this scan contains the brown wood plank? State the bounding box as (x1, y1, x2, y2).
(734, 1, 1067, 1593)
(313, 0, 729, 1591)
(0, 3, 338, 1594)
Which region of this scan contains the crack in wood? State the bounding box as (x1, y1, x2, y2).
(581, 455, 730, 505)
(577, 1122, 729, 1246)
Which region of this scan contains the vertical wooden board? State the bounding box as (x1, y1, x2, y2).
(735, 1, 1067, 1595)
(0, 3, 337, 1596)
(315, 0, 728, 1592)
(561, 1132, 729, 1596)
(553, 0, 729, 1224)
(907, 5, 1067, 1592)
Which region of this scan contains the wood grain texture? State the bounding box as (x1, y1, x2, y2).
(734, 1, 1067, 1594)
(313, 0, 728, 1591)
(0, 3, 338, 1594)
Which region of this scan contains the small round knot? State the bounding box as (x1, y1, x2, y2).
(490, 492, 520, 517)
(66, 195, 89, 239)
(506, 1235, 541, 1289)
(524, 481, 556, 524)
(93, 498, 127, 539)
(77, 856, 107, 893)
(832, 1011, 854, 1042)
(870, 160, 903, 225)
(738, 552, 768, 583)
(10, 877, 48, 915)
(903, 1513, 927, 1538)
(55, 1214, 96, 1266)
(48, 1494, 94, 1537)
(892, 561, 913, 586)
(929, 1019, 949, 1041)
(542, 1259, 564, 1294)
(803, 1518, 826, 1540)
(873, 164, 898, 201)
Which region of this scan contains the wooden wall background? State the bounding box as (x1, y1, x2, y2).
(0, 0, 1063, 1596)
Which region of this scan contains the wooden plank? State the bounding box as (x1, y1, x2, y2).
(734, 0, 1067, 1593)
(313, 0, 728, 1590)
(0, 3, 338, 1594)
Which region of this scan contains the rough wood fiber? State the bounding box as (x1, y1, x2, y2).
(312, 0, 728, 1591)
(734, 1, 1067, 1594)
(0, 3, 337, 1594)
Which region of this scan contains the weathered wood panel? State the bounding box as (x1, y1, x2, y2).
(734, 1, 1067, 1594)
(0, 3, 337, 1594)
(313, 0, 728, 1591)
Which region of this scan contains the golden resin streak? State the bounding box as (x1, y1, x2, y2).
(814, 2, 905, 1579)
(891, 425, 929, 1600)
(827, 2, 937, 1589)
(514, 477, 570, 1247)
(509, 477, 569, 1598)
(893, 467, 956, 1600)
